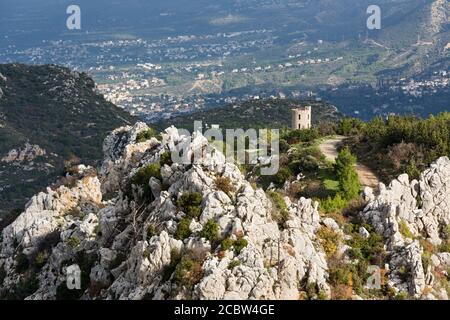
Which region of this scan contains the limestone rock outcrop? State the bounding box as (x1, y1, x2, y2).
(0, 123, 330, 300)
(361, 157, 450, 298)
(1, 121, 449, 300)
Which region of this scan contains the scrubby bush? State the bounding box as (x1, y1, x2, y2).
(347, 225, 385, 265)
(221, 237, 234, 251)
(328, 259, 366, 299)
(67, 236, 81, 249)
(162, 249, 182, 282)
(335, 147, 361, 200)
(282, 128, 320, 145)
(146, 225, 157, 241)
(34, 251, 49, 269)
(142, 250, 151, 260)
(304, 282, 328, 300)
(289, 155, 319, 174)
(316, 226, 342, 258)
(394, 292, 410, 300)
(417, 238, 435, 270)
(200, 220, 219, 242)
(233, 238, 248, 254)
(173, 253, 204, 288)
(439, 241, 450, 253)
(320, 194, 348, 214)
(131, 163, 162, 200)
(399, 220, 414, 239)
(175, 218, 192, 240)
(228, 260, 241, 270)
(136, 128, 157, 143)
(215, 176, 235, 195)
(273, 167, 292, 186)
(159, 151, 173, 167)
(267, 191, 290, 228)
(338, 118, 365, 136)
(176, 192, 203, 219)
(279, 139, 290, 153)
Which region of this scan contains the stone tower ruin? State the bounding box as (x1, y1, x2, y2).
(291, 106, 312, 130)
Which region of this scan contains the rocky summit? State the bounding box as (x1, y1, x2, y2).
(0, 122, 449, 300)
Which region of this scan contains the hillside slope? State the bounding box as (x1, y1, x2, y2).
(0, 122, 449, 300)
(0, 64, 135, 215)
(154, 99, 343, 131)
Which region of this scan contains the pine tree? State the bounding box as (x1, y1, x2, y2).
(335, 147, 361, 200)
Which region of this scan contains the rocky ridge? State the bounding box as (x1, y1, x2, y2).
(0, 122, 449, 300)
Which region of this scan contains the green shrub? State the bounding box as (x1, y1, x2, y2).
(34, 251, 49, 269)
(279, 139, 290, 153)
(328, 260, 365, 295)
(200, 220, 219, 242)
(439, 241, 450, 253)
(316, 226, 342, 258)
(347, 226, 385, 265)
(143, 250, 151, 260)
(442, 225, 450, 240)
(65, 207, 85, 219)
(136, 128, 157, 143)
(221, 237, 234, 251)
(173, 254, 204, 288)
(282, 128, 320, 144)
(146, 225, 157, 241)
(339, 118, 365, 136)
(177, 192, 203, 219)
(131, 163, 162, 200)
(159, 152, 173, 166)
(267, 191, 288, 212)
(267, 191, 290, 227)
(394, 292, 410, 300)
(131, 163, 161, 191)
(335, 147, 361, 200)
(162, 249, 182, 282)
(289, 155, 320, 174)
(320, 194, 348, 214)
(305, 282, 328, 300)
(215, 176, 235, 195)
(67, 236, 81, 249)
(233, 238, 248, 254)
(228, 260, 241, 270)
(273, 167, 292, 186)
(399, 221, 414, 239)
(175, 218, 192, 240)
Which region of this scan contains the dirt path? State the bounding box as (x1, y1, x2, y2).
(319, 136, 380, 188)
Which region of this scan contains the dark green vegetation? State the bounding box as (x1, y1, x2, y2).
(155, 99, 342, 131)
(0, 64, 135, 215)
(200, 220, 220, 242)
(174, 192, 203, 240)
(136, 128, 159, 143)
(131, 163, 162, 200)
(342, 113, 450, 182)
(176, 192, 203, 219)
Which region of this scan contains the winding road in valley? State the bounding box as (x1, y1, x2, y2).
(319, 136, 380, 189)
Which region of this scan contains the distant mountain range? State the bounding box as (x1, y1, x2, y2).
(0, 64, 135, 215)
